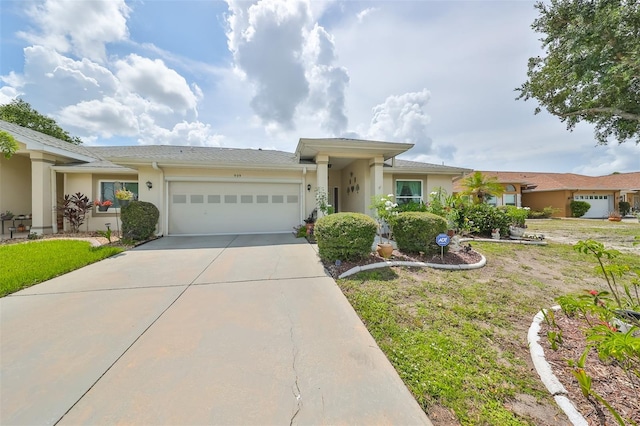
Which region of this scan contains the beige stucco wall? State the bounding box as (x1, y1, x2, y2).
(338, 159, 368, 213)
(382, 173, 456, 204)
(522, 190, 571, 217)
(0, 154, 31, 217)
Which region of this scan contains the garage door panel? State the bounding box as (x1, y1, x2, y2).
(169, 182, 300, 235)
(574, 194, 613, 218)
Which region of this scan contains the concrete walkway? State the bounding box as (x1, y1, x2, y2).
(1, 234, 431, 425)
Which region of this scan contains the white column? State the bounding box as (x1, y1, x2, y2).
(368, 156, 384, 215)
(30, 153, 55, 235)
(316, 154, 329, 217)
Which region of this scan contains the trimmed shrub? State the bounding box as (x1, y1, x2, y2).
(121, 201, 159, 241)
(619, 201, 630, 216)
(393, 212, 447, 255)
(459, 203, 511, 237)
(314, 213, 377, 262)
(570, 200, 590, 218)
(397, 201, 428, 213)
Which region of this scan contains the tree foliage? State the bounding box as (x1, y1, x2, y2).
(0, 99, 82, 145)
(460, 171, 505, 204)
(0, 130, 18, 159)
(517, 0, 640, 145)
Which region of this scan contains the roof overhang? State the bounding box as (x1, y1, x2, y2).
(102, 158, 316, 171)
(295, 138, 414, 161)
(6, 134, 95, 163)
(51, 164, 138, 174)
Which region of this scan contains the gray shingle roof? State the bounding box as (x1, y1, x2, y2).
(87, 145, 300, 165)
(0, 119, 96, 160)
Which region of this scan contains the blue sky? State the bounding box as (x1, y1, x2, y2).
(1, 0, 638, 175)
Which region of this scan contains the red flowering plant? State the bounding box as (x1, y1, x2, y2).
(94, 199, 113, 209)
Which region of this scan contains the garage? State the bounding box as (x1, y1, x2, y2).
(168, 181, 301, 235)
(573, 194, 613, 218)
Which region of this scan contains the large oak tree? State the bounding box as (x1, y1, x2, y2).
(0, 99, 82, 145)
(517, 0, 640, 145)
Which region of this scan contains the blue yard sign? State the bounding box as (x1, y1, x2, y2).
(436, 233, 450, 247)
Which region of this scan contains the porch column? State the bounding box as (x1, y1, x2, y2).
(368, 156, 384, 213)
(30, 153, 55, 235)
(316, 154, 329, 217)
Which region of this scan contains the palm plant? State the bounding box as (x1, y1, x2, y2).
(460, 171, 505, 204)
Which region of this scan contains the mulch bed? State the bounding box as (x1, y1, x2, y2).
(322, 245, 483, 279)
(539, 312, 640, 425)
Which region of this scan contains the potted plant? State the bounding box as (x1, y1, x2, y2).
(1, 210, 13, 220)
(304, 211, 316, 235)
(370, 194, 398, 258)
(491, 228, 501, 240)
(608, 211, 622, 222)
(115, 188, 134, 207)
(94, 199, 113, 212)
(506, 206, 529, 238)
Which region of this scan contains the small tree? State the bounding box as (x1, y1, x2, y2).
(59, 192, 93, 233)
(619, 201, 631, 216)
(0, 130, 18, 159)
(460, 172, 505, 204)
(0, 99, 83, 144)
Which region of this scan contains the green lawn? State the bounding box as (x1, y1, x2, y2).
(337, 238, 640, 425)
(0, 240, 123, 296)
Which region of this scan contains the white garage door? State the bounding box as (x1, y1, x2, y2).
(169, 181, 301, 235)
(574, 194, 613, 218)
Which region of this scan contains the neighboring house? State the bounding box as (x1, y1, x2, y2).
(454, 171, 640, 218)
(0, 120, 471, 236)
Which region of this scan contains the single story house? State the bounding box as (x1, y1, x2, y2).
(454, 171, 640, 218)
(0, 120, 471, 236)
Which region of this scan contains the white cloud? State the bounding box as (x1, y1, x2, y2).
(115, 54, 199, 115)
(356, 7, 379, 23)
(366, 89, 433, 153)
(18, 0, 130, 62)
(224, 0, 349, 135)
(573, 144, 640, 176)
(137, 120, 225, 147)
(57, 97, 139, 138)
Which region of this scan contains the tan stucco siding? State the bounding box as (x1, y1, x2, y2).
(0, 154, 31, 217)
(522, 190, 571, 217)
(336, 160, 368, 214)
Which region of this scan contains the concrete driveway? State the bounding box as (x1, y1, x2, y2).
(1, 234, 431, 425)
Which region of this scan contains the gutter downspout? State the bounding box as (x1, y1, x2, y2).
(152, 161, 165, 236)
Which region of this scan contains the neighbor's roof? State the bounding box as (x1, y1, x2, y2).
(453, 171, 640, 192)
(391, 158, 471, 174)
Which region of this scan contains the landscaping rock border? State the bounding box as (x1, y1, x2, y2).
(528, 307, 588, 426)
(337, 253, 487, 279)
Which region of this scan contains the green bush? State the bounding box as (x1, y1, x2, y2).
(501, 205, 529, 227)
(393, 212, 447, 255)
(314, 213, 377, 262)
(528, 206, 555, 219)
(121, 201, 159, 241)
(570, 200, 591, 218)
(397, 201, 428, 212)
(458, 203, 510, 237)
(618, 201, 631, 216)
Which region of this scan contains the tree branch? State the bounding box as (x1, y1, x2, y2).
(560, 108, 640, 122)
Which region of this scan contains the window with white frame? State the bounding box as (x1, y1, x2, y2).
(99, 181, 139, 208)
(486, 195, 498, 206)
(395, 180, 422, 205)
(503, 194, 516, 206)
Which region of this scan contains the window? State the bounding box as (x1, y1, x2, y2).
(487, 195, 498, 206)
(504, 184, 516, 192)
(99, 181, 139, 208)
(503, 194, 516, 206)
(395, 180, 422, 205)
